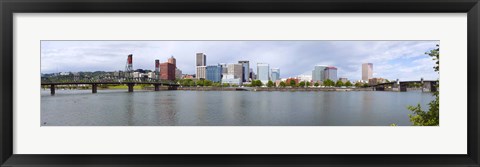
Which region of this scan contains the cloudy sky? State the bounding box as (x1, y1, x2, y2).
(41, 40, 439, 81)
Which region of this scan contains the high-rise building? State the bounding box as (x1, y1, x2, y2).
(168, 56, 176, 67)
(196, 66, 206, 79)
(160, 62, 176, 80)
(271, 68, 280, 81)
(238, 61, 250, 82)
(196, 53, 206, 78)
(324, 66, 338, 81)
(206, 65, 222, 82)
(155, 59, 160, 80)
(362, 63, 373, 82)
(312, 65, 327, 82)
(219, 63, 228, 76)
(227, 63, 243, 79)
(257, 63, 270, 83)
(196, 53, 206, 66)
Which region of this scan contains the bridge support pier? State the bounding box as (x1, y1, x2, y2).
(50, 84, 55, 95)
(128, 84, 134, 92)
(92, 84, 97, 93)
(154, 84, 160, 91)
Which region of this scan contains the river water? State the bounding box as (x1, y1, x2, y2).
(41, 90, 435, 126)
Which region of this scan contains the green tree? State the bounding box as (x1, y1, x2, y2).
(257, 80, 263, 87)
(267, 80, 274, 87)
(289, 80, 297, 87)
(299, 81, 306, 87)
(323, 79, 334, 87)
(363, 83, 369, 87)
(251, 80, 263, 87)
(335, 80, 344, 87)
(279, 81, 286, 88)
(196, 79, 204, 87)
(407, 44, 439, 126)
(345, 81, 352, 87)
(354, 82, 362, 87)
(204, 80, 213, 86)
(314, 82, 320, 87)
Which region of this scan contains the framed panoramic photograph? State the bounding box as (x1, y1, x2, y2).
(1, 0, 479, 167)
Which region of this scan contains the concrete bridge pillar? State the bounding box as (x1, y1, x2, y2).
(154, 84, 160, 91)
(50, 84, 55, 95)
(92, 84, 97, 93)
(128, 83, 134, 92)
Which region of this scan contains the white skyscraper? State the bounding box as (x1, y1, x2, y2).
(257, 63, 270, 84)
(271, 68, 280, 81)
(312, 65, 327, 82)
(362, 63, 373, 82)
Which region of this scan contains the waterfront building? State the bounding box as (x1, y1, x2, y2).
(324, 66, 338, 81)
(206, 65, 223, 82)
(183, 74, 195, 79)
(219, 63, 228, 76)
(297, 74, 312, 82)
(154, 59, 160, 80)
(175, 68, 182, 79)
(148, 72, 155, 79)
(238, 61, 250, 82)
(286, 78, 300, 86)
(196, 66, 207, 79)
(257, 63, 270, 83)
(249, 68, 254, 80)
(133, 72, 141, 79)
(368, 77, 386, 86)
(339, 77, 348, 83)
(312, 65, 327, 82)
(222, 74, 242, 86)
(196, 53, 206, 66)
(160, 62, 176, 80)
(271, 68, 280, 82)
(227, 63, 243, 79)
(362, 63, 373, 82)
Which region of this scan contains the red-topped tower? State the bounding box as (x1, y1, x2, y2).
(125, 54, 133, 79)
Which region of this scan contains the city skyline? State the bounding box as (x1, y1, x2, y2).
(41, 40, 439, 81)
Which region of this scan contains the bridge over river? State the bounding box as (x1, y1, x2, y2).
(371, 79, 438, 92)
(41, 81, 180, 95)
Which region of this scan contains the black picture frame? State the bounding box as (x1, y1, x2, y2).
(1, 0, 479, 166)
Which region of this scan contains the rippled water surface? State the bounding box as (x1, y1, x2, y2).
(41, 90, 435, 126)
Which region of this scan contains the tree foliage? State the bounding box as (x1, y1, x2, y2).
(407, 44, 439, 126)
(299, 81, 306, 87)
(323, 79, 334, 87)
(279, 81, 286, 88)
(251, 80, 263, 87)
(335, 80, 344, 87)
(345, 81, 352, 87)
(354, 82, 362, 87)
(289, 80, 297, 87)
(267, 80, 274, 87)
